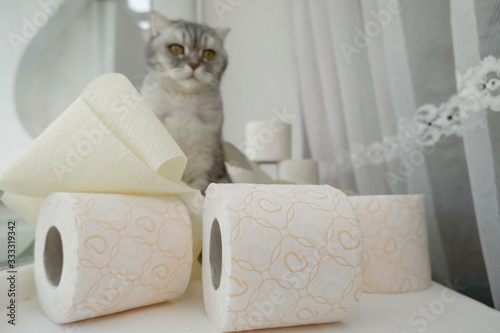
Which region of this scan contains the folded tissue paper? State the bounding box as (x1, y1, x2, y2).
(203, 184, 363, 332)
(0, 73, 204, 258)
(349, 195, 431, 293)
(36, 192, 193, 323)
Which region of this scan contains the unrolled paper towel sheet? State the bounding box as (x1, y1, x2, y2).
(222, 141, 295, 185)
(203, 184, 363, 332)
(223, 141, 272, 184)
(0, 73, 204, 256)
(36, 192, 192, 323)
(349, 195, 431, 293)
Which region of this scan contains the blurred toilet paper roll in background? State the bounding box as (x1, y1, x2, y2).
(245, 120, 291, 163)
(278, 159, 318, 184)
(349, 195, 431, 293)
(203, 184, 363, 332)
(35, 192, 193, 324)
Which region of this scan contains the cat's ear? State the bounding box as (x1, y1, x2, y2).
(151, 11, 173, 37)
(215, 28, 230, 42)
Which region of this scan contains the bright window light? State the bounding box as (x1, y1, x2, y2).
(127, 0, 151, 13)
(138, 20, 151, 30)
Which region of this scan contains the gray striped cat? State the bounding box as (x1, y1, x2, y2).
(141, 12, 231, 193)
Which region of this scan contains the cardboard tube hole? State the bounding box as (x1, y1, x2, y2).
(44, 226, 63, 287)
(210, 219, 222, 290)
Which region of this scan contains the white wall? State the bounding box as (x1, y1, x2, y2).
(152, 0, 197, 21)
(200, 0, 303, 176)
(0, 1, 38, 173)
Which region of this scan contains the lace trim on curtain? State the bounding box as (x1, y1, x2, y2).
(337, 56, 499, 169)
(337, 95, 459, 168)
(458, 55, 500, 115)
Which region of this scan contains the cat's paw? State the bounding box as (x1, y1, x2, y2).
(189, 177, 211, 194)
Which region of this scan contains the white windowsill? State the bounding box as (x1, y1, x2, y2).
(2, 265, 500, 333)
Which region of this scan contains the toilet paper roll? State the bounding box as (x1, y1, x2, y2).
(278, 159, 319, 184)
(0, 73, 203, 260)
(203, 184, 363, 332)
(349, 195, 431, 293)
(245, 121, 291, 163)
(35, 192, 193, 324)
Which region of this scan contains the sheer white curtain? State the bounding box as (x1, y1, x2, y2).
(292, 0, 497, 308)
(451, 0, 500, 309)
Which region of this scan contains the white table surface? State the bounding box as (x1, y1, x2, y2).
(3, 277, 500, 333)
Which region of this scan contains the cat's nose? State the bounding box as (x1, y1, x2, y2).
(189, 63, 199, 70)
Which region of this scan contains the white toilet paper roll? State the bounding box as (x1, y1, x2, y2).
(349, 195, 431, 293)
(245, 121, 291, 162)
(35, 192, 193, 324)
(203, 184, 363, 332)
(278, 159, 319, 184)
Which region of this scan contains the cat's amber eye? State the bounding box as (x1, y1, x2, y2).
(168, 44, 184, 56)
(202, 49, 216, 61)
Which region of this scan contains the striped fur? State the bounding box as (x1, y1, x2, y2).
(141, 13, 231, 193)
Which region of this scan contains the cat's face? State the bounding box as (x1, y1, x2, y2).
(147, 13, 229, 93)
